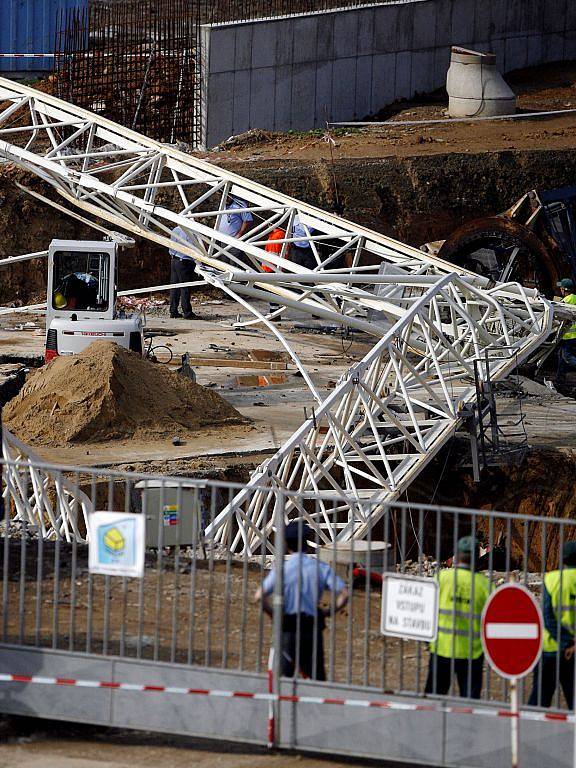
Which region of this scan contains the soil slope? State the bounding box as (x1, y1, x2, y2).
(4, 341, 245, 445)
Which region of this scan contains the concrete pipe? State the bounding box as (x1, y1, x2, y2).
(446, 47, 516, 118)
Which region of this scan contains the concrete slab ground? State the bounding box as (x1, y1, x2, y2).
(3, 297, 575, 471)
(0, 298, 373, 468)
(0, 724, 370, 768)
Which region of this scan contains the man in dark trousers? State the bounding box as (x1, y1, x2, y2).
(528, 541, 576, 709)
(254, 521, 348, 680)
(169, 226, 198, 319)
(425, 536, 490, 699)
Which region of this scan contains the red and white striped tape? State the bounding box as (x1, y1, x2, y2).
(0, 53, 55, 58)
(0, 52, 178, 58)
(0, 673, 572, 724)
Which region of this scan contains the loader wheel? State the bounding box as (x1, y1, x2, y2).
(437, 216, 561, 298)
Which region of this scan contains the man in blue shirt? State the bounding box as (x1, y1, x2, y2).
(169, 226, 199, 319)
(254, 521, 348, 680)
(290, 214, 316, 269)
(216, 196, 253, 266)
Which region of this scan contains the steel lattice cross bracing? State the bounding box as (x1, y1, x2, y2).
(0, 77, 570, 553)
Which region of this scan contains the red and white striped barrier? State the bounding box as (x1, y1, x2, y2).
(0, 52, 181, 58)
(0, 673, 572, 724)
(267, 649, 275, 748)
(0, 53, 55, 58)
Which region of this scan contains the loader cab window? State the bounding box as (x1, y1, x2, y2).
(52, 251, 110, 312)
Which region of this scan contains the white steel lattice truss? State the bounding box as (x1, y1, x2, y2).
(1, 430, 90, 542)
(0, 78, 565, 552)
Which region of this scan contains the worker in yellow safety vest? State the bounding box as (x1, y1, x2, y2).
(528, 541, 576, 709)
(556, 278, 576, 392)
(425, 536, 490, 699)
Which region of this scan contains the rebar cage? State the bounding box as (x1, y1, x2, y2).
(53, 0, 399, 146)
(54, 0, 203, 145)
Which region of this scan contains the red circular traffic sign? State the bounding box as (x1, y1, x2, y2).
(481, 583, 543, 679)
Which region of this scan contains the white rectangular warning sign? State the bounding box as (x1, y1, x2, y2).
(381, 574, 438, 641)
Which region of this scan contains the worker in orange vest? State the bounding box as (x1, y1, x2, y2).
(262, 228, 285, 272)
(263, 228, 285, 314)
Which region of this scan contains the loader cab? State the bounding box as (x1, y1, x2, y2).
(47, 239, 117, 324)
(44, 239, 144, 363)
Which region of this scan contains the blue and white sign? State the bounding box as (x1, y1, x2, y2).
(88, 511, 145, 578)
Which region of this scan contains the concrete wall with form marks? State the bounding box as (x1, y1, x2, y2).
(0, 0, 85, 73)
(200, 0, 576, 147)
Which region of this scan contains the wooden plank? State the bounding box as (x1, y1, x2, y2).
(169, 356, 288, 370)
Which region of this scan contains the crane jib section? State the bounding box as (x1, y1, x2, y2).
(0, 77, 561, 551)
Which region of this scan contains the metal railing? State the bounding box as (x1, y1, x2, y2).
(1, 457, 575, 713)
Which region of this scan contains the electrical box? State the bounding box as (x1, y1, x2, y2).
(134, 481, 203, 548)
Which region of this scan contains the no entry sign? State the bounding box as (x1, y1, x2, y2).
(481, 583, 543, 679)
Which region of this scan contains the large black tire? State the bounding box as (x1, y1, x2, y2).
(437, 216, 562, 298)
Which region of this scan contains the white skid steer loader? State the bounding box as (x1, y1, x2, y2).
(45, 237, 143, 363)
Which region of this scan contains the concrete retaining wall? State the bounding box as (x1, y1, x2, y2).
(201, 0, 576, 147)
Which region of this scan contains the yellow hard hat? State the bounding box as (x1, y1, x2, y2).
(54, 292, 67, 309)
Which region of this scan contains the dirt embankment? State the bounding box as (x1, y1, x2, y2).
(0, 167, 170, 305)
(407, 443, 576, 571)
(4, 341, 246, 445)
(225, 148, 576, 247)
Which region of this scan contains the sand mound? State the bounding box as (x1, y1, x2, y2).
(4, 341, 245, 446)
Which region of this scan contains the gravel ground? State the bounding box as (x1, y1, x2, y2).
(0, 718, 388, 768)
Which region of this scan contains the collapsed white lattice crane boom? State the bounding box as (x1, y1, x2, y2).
(0, 77, 563, 552)
(0, 77, 484, 332)
(205, 273, 554, 552)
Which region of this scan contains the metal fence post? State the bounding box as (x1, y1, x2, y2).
(271, 489, 286, 748)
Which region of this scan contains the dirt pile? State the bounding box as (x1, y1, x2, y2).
(4, 341, 245, 445)
(462, 449, 576, 572)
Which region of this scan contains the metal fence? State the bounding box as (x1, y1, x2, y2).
(1, 457, 575, 714)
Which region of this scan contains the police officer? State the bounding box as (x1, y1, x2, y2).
(216, 195, 253, 267)
(425, 536, 490, 699)
(254, 521, 348, 680)
(528, 541, 576, 709)
(290, 214, 315, 269)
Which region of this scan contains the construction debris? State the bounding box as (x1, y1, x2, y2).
(425, 186, 576, 298)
